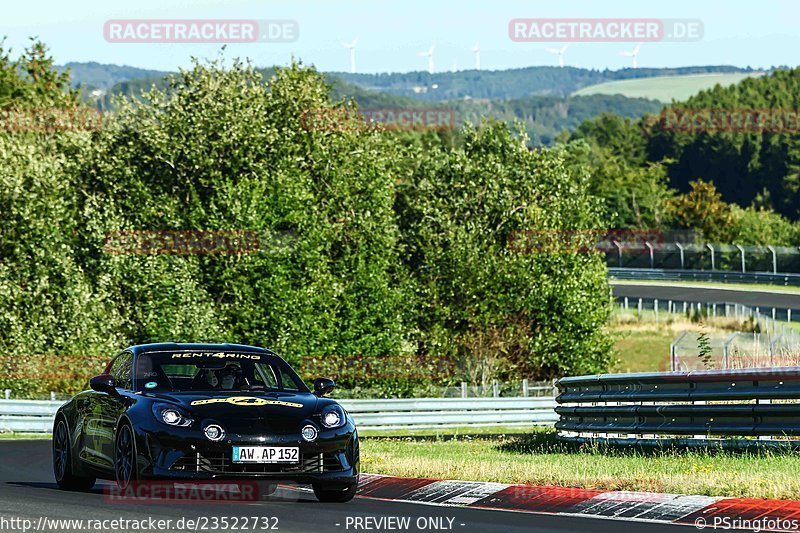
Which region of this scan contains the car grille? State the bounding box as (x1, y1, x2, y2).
(170, 451, 344, 474)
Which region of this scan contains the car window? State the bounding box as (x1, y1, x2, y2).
(110, 352, 134, 390)
(279, 368, 300, 391)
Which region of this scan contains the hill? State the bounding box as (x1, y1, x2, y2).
(58, 62, 169, 91)
(572, 72, 765, 103)
(329, 66, 752, 101)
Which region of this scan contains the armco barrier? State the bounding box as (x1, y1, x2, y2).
(0, 397, 558, 433)
(609, 267, 800, 286)
(555, 367, 800, 445)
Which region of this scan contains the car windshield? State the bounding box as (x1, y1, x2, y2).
(135, 351, 308, 393)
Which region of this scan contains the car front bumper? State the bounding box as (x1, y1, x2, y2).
(136, 422, 359, 484)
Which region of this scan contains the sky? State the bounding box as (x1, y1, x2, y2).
(0, 0, 796, 73)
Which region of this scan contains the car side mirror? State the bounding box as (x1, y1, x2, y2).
(313, 377, 335, 397)
(90, 374, 117, 395)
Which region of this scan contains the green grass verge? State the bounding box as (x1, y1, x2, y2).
(572, 73, 763, 103)
(611, 279, 800, 295)
(362, 428, 800, 499)
(0, 432, 50, 439)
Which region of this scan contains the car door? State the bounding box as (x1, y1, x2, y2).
(84, 351, 133, 471)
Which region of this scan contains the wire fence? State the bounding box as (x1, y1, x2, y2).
(614, 296, 800, 371)
(606, 242, 800, 274)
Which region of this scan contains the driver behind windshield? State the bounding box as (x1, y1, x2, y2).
(203, 362, 243, 390)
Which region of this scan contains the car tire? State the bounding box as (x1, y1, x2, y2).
(53, 418, 96, 491)
(312, 482, 358, 503)
(114, 422, 139, 490)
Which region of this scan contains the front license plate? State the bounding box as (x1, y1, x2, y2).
(232, 446, 299, 463)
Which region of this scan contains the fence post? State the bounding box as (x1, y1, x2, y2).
(735, 244, 746, 273)
(613, 240, 623, 268)
(668, 300, 673, 314)
(789, 309, 793, 323)
(723, 332, 740, 370)
(676, 242, 685, 269)
(522, 379, 529, 397)
(654, 299, 659, 323)
(637, 298, 642, 317)
(460, 381, 467, 399)
(624, 297, 629, 310)
(706, 243, 715, 271)
(492, 380, 499, 398)
(767, 245, 777, 274)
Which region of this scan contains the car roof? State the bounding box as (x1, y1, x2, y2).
(127, 343, 279, 357)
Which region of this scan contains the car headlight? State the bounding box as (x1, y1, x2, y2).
(320, 405, 346, 429)
(152, 404, 193, 427)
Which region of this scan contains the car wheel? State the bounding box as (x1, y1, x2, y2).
(114, 422, 138, 490)
(53, 418, 95, 491)
(312, 482, 358, 503)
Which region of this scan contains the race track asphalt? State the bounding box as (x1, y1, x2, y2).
(611, 281, 800, 310)
(0, 440, 692, 532)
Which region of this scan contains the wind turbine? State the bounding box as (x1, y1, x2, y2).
(342, 39, 358, 73)
(619, 44, 641, 69)
(472, 41, 481, 70)
(545, 44, 569, 67)
(418, 43, 435, 74)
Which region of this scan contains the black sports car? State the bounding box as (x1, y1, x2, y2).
(52, 343, 359, 502)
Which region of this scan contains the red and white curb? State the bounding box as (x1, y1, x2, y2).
(357, 474, 800, 530)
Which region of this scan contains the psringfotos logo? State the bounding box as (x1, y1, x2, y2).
(508, 18, 703, 42)
(103, 19, 298, 43)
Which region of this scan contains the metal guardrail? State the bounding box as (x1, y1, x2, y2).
(555, 368, 800, 446)
(609, 267, 800, 286)
(0, 397, 558, 433)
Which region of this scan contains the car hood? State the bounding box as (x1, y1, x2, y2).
(144, 391, 319, 421)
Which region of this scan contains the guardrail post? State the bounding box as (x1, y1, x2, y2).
(712, 303, 716, 317)
(668, 300, 673, 314)
(460, 382, 467, 398)
(645, 241, 654, 269)
(706, 243, 715, 271)
(654, 299, 659, 322)
(789, 309, 792, 323)
(768, 245, 777, 274)
(637, 298, 642, 317)
(624, 297, 629, 310)
(552, 378, 558, 397)
(522, 379, 529, 397)
(3, 389, 9, 400)
(50, 391, 56, 401)
(492, 380, 499, 398)
(735, 244, 746, 272)
(676, 242, 685, 269)
(683, 301, 687, 314)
